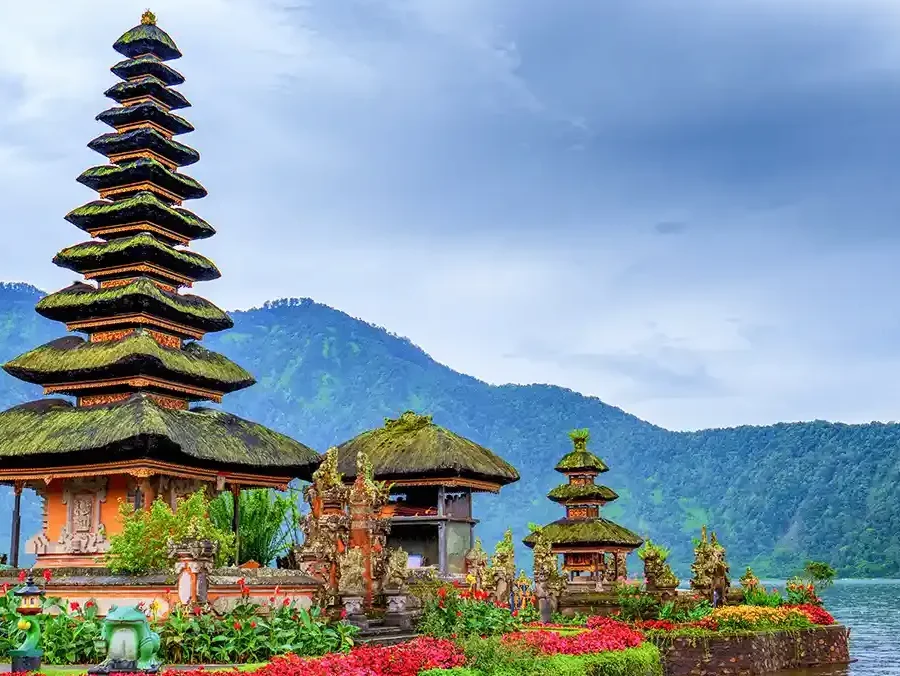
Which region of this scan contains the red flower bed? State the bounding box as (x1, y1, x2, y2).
(164, 637, 463, 676)
(632, 617, 719, 632)
(788, 604, 835, 626)
(505, 617, 643, 655)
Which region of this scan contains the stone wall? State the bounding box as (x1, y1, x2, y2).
(654, 625, 850, 676)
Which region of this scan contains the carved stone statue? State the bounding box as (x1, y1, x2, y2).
(532, 529, 566, 620)
(383, 547, 410, 591)
(639, 539, 680, 596)
(690, 526, 731, 604)
(487, 529, 516, 607)
(465, 538, 489, 590)
(338, 547, 366, 596)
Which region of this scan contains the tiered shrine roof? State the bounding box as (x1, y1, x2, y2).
(0, 11, 320, 483)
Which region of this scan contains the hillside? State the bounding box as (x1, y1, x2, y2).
(1, 282, 898, 577)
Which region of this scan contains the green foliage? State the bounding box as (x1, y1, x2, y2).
(803, 560, 837, 589)
(418, 584, 520, 638)
(637, 540, 670, 562)
(656, 598, 712, 623)
(615, 583, 659, 621)
(209, 488, 294, 565)
(428, 636, 662, 676)
(743, 586, 784, 608)
(157, 601, 356, 664)
(106, 490, 235, 574)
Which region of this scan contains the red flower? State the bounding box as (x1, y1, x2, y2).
(17, 570, 26, 583)
(269, 596, 276, 603)
(2, 583, 9, 595)
(237, 577, 246, 587)
(250, 621, 257, 629)
(70, 601, 81, 611)
(233, 621, 242, 631)
(164, 588, 172, 595)
(437, 587, 448, 598)
(85, 600, 95, 609)
(456, 611, 462, 617)
(283, 598, 291, 606)
(192, 606, 202, 616)
(41, 569, 52, 583)
(340, 609, 348, 619)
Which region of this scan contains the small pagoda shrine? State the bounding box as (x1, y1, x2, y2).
(0, 12, 321, 568)
(524, 429, 641, 586)
(335, 412, 519, 576)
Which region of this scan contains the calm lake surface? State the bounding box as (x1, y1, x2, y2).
(768, 579, 899, 676)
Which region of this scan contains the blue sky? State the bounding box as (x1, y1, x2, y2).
(2, 0, 900, 430)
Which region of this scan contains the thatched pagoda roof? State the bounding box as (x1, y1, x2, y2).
(523, 518, 642, 549)
(0, 394, 320, 480)
(335, 411, 519, 491)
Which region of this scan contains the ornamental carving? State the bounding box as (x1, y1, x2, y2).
(690, 526, 730, 603)
(382, 548, 410, 591)
(52, 477, 110, 554)
(464, 538, 489, 590)
(337, 547, 366, 595)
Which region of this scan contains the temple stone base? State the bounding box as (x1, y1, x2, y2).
(0, 567, 321, 618)
(654, 625, 851, 676)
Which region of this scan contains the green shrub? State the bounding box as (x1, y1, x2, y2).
(615, 582, 659, 621)
(418, 585, 519, 638)
(743, 585, 784, 607)
(106, 489, 235, 574)
(209, 488, 295, 566)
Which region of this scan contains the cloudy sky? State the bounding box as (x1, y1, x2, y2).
(2, 0, 900, 431)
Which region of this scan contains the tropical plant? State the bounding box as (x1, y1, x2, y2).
(106, 489, 235, 574)
(786, 577, 821, 605)
(418, 584, 520, 638)
(615, 581, 659, 621)
(209, 488, 294, 565)
(743, 585, 784, 608)
(803, 561, 837, 590)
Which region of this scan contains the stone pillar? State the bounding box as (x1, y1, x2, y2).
(170, 539, 218, 605)
(10, 481, 23, 568)
(230, 484, 241, 566)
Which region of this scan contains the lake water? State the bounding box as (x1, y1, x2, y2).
(770, 579, 899, 676)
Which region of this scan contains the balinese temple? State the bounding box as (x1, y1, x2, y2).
(0, 12, 321, 569)
(524, 429, 642, 585)
(336, 411, 518, 576)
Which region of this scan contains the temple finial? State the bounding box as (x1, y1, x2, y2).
(141, 9, 157, 25)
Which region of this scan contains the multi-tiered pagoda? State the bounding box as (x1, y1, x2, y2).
(524, 429, 641, 586)
(0, 12, 320, 568)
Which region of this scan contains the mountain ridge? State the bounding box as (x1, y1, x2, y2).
(1, 281, 898, 577)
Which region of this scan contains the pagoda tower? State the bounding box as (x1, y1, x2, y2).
(524, 429, 642, 587)
(0, 12, 321, 568)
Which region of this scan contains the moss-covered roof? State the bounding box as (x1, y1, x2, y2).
(104, 76, 190, 111)
(36, 279, 233, 334)
(54, 233, 220, 282)
(0, 394, 320, 478)
(111, 56, 185, 86)
(96, 102, 194, 137)
(3, 331, 253, 395)
(555, 450, 609, 473)
(335, 411, 519, 488)
(547, 483, 619, 504)
(523, 519, 643, 549)
(66, 191, 214, 242)
(89, 128, 199, 168)
(78, 159, 207, 202)
(114, 22, 182, 62)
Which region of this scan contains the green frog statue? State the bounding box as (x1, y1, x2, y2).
(88, 605, 161, 674)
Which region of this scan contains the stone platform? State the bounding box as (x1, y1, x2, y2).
(653, 624, 851, 676)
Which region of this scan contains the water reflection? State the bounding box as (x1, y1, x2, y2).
(767, 579, 899, 676)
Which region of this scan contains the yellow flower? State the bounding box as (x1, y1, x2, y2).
(17, 619, 31, 631)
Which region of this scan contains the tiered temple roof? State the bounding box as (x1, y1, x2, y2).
(524, 429, 642, 551)
(0, 11, 319, 485)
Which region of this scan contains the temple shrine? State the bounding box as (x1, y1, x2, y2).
(0, 11, 321, 569)
(335, 412, 519, 576)
(524, 429, 642, 587)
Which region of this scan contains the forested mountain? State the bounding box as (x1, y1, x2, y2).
(1, 282, 898, 577)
